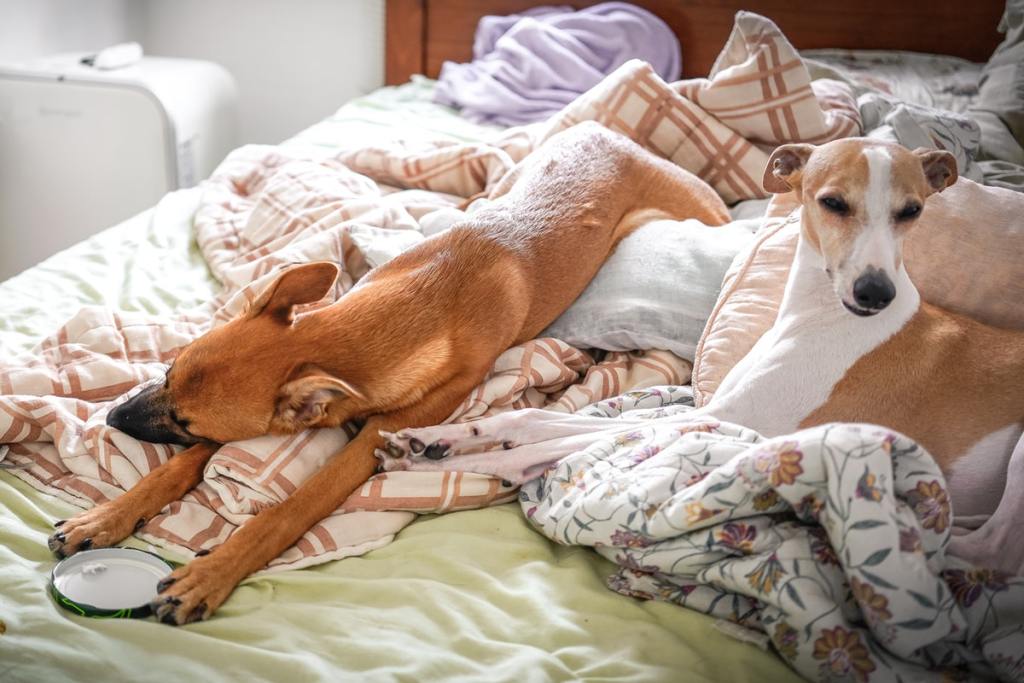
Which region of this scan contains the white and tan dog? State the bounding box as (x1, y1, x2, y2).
(386, 138, 1024, 571)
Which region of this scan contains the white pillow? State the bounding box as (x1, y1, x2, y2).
(543, 218, 758, 361)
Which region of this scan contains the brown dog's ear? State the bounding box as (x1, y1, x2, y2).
(273, 364, 365, 430)
(248, 262, 339, 324)
(913, 148, 958, 194)
(763, 144, 814, 194)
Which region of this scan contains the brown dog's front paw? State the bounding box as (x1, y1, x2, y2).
(150, 554, 238, 625)
(47, 504, 142, 559)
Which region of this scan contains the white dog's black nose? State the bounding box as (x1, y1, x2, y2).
(853, 269, 896, 311)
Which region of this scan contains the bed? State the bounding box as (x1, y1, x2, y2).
(1, 2, 1019, 682)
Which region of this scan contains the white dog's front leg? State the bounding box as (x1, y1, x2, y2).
(378, 409, 653, 482)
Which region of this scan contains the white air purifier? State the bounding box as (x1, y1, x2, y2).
(0, 50, 239, 280)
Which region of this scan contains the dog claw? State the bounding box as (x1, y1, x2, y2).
(160, 611, 179, 626)
(48, 533, 67, 554)
(185, 602, 207, 624)
(156, 577, 176, 592)
(134, 517, 146, 532)
(195, 548, 211, 557)
(77, 538, 93, 552)
(54, 520, 66, 528)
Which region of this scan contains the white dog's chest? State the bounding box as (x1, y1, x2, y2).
(705, 238, 919, 438)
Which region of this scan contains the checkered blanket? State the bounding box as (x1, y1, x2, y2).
(0, 12, 861, 570)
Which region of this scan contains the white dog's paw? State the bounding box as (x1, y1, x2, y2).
(377, 421, 517, 466)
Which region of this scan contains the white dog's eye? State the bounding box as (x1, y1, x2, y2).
(895, 203, 921, 221)
(819, 196, 849, 215)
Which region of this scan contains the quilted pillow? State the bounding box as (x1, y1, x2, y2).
(544, 218, 758, 362)
(692, 178, 1024, 406)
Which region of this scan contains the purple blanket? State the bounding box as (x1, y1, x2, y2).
(434, 2, 681, 126)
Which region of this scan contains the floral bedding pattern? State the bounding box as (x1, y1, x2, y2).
(514, 388, 1024, 682)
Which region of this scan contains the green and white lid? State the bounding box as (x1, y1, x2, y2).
(50, 547, 173, 618)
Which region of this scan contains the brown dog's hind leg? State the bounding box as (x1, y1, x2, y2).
(149, 370, 490, 625)
(48, 442, 219, 558)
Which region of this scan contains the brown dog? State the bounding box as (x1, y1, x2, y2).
(48, 122, 729, 624)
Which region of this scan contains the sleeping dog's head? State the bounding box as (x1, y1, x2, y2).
(763, 138, 957, 316)
(106, 262, 368, 445)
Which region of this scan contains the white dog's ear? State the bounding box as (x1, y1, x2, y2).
(763, 144, 814, 194)
(913, 148, 958, 194)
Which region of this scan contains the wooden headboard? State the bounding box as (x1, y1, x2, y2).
(385, 0, 1006, 85)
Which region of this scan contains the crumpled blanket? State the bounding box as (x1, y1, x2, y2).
(803, 49, 1024, 193)
(0, 12, 859, 571)
(860, 93, 985, 182)
(434, 2, 681, 126)
(376, 387, 1024, 682)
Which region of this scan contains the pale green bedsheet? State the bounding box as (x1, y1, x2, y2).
(0, 81, 798, 683)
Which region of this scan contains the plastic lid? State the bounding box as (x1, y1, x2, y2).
(51, 547, 173, 618)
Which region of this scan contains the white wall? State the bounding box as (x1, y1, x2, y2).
(0, 0, 130, 62)
(127, 0, 385, 143)
(0, 0, 385, 144)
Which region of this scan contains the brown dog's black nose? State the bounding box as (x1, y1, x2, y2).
(106, 384, 197, 446)
(853, 269, 896, 311)
(105, 405, 131, 433)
